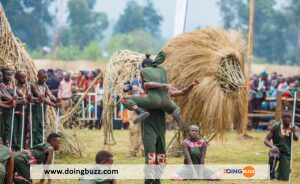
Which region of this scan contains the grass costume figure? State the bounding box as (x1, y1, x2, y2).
(0, 141, 14, 184)
(14, 133, 61, 184)
(264, 110, 298, 181)
(122, 52, 198, 129)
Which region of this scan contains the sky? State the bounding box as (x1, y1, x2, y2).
(95, 0, 222, 39)
(51, 0, 223, 40)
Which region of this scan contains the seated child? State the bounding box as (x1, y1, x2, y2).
(78, 150, 117, 184)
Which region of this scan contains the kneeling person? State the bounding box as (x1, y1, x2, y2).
(14, 133, 61, 184)
(264, 110, 298, 181)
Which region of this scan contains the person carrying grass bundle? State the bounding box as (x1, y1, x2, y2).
(264, 109, 298, 181)
(0, 139, 14, 184)
(121, 52, 199, 130)
(14, 133, 61, 184)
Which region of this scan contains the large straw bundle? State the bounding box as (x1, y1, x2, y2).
(102, 50, 147, 145)
(163, 28, 247, 137)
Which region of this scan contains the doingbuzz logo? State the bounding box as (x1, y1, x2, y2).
(224, 166, 255, 178)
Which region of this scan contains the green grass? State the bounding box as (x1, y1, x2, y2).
(48, 129, 300, 184)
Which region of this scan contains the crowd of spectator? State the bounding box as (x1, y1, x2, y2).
(44, 69, 299, 131)
(45, 68, 103, 129)
(249, 71, 299, 130)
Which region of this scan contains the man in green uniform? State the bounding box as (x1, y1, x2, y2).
(0, 92, 15, 142)
(0, 140, 14, 184)
(12, 71, 32, 151)
(122, 52, 198, 130)
(31, 69, 60, 146)
(14, 133, 61, 184)
(264, 110, 298, 181)
(0, 68, 18, 148)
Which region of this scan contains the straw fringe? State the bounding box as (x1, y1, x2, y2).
(163, 27, 247, 137)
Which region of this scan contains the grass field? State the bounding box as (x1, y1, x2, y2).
(48, 129, 300, 184)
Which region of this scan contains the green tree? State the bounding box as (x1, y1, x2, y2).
(114, 0, 162, 37)
(1, 0, 53, 50)
(81, 41, 102, 60)
(107, 30, 157, 55)
(62, 0, 108, 48)
(217, 0, 295, 65)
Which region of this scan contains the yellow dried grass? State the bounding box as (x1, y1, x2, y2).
(163, 27, 247, 137)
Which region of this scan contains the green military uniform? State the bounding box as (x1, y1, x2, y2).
(14, 142, 50, 184)
(269, 122, 292, 181)
(12, 83, 30, 151)
(173, 138, 214, 179)
(0, 83, 15, 147)
(142, 109, 166, 180)
(122, 51, 178, 114)
(32, 81, 48, 146)
(0, 144, 11, 183)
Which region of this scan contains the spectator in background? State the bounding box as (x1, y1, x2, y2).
(95, 79, 103, 129)
(77, 71, 86, 92)
(270, 72, 278, 89)
(59, 73, 74, 115)
(277, 76, 288, 91)
(249, 78, 266, 130)
(46, 69, 60, 98)
(85, 71, 96, 129)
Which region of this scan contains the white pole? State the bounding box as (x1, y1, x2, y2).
(9, 86, 16, 149)
(20, 94, 25, 151)
(289, 92, 297, 182)
(29, 86, 33, 148)
(41, 103, 45, 143)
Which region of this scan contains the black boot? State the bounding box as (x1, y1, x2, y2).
(134, 108, 150, 124)
(172, 108, 185, 130)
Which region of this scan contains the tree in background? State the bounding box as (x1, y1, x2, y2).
(1, 0, 53, 50)
(217, 0, 298, 65)
(61, 0, 108, 49)
(107, 30, 157, 55)
(114, 0, 162, 37)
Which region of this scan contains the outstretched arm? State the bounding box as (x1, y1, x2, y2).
(40, 146, 54, 184)
(169, 80, 199, 97)
(199, 141, 207, 179)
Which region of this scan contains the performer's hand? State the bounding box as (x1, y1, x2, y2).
(271, 146, 279, 154)
(27, 94, 33, 102)
(55, 102, 62, 108)
(10, 101, 16, 108)
(291, 126, 296, 133)
(21, 99, 28, 106)
(192, 80, 199, 86)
